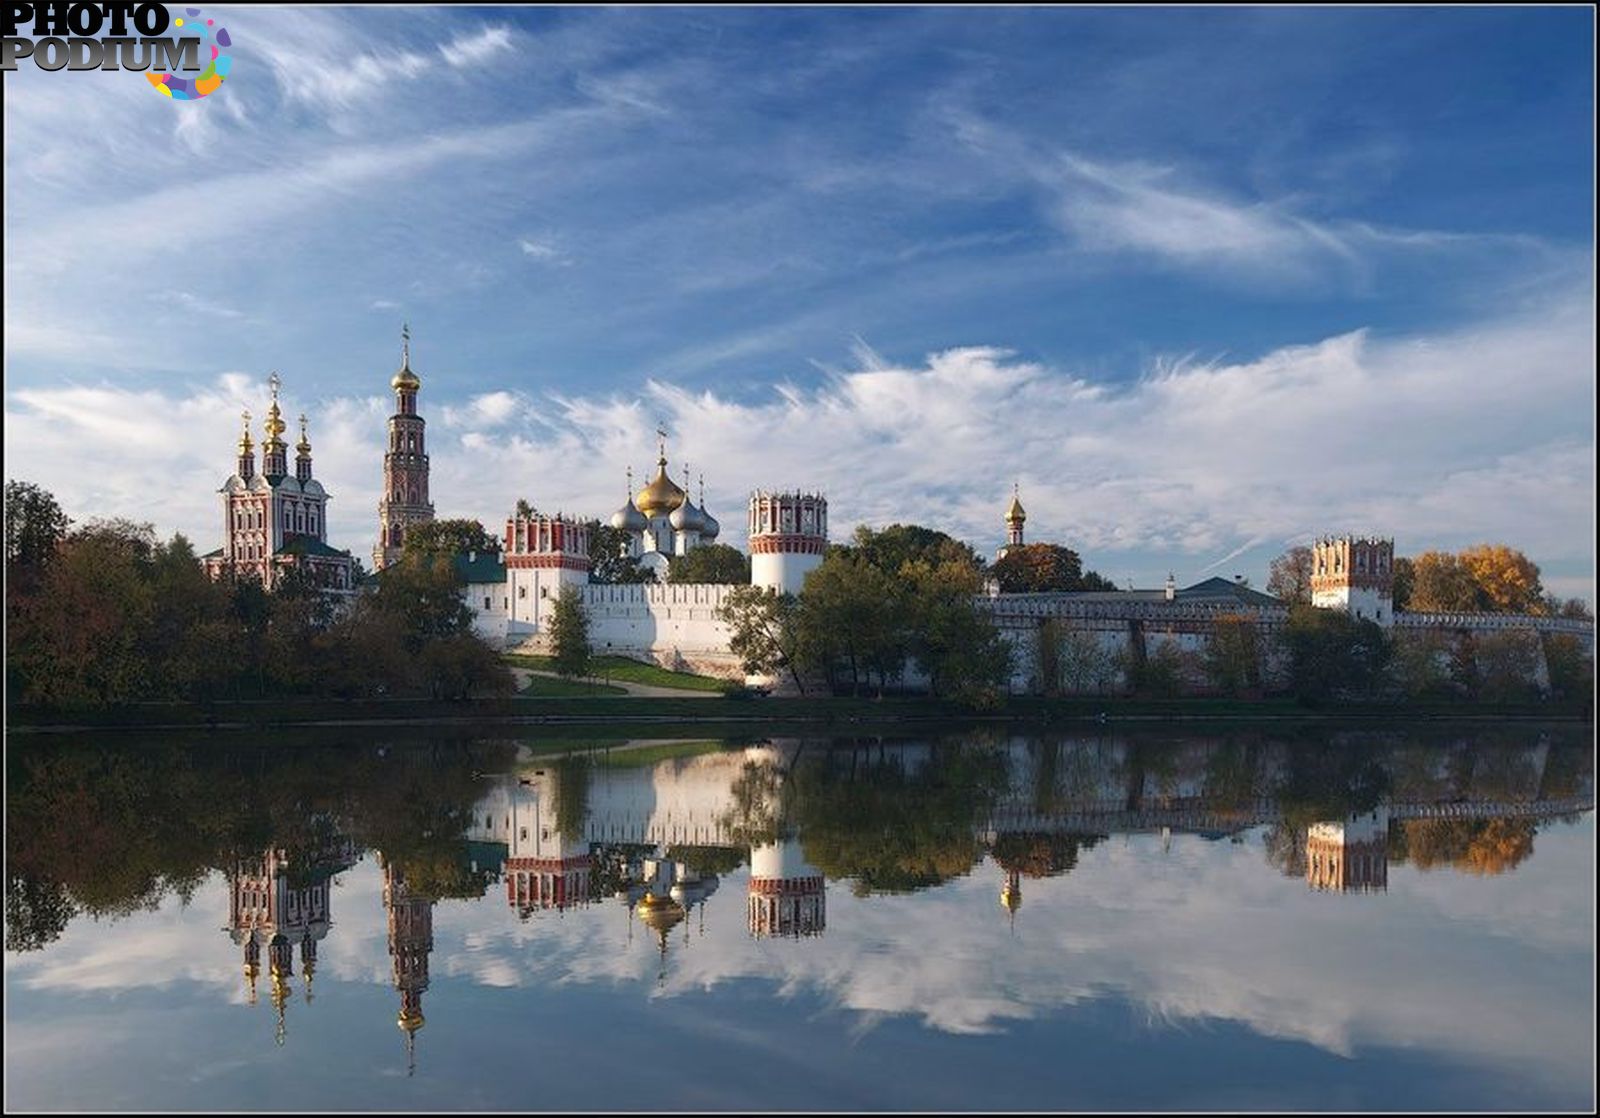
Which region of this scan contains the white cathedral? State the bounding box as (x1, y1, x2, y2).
(363, 331, 830, 678)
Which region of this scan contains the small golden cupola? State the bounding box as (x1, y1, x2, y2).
(1005, 483, 1026, 525)
(391, 322, 421, 392)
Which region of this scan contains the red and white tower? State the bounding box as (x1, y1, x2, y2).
(746, 837, 825, 938)
(374, 324, 435, 571)
(1311, 535, 1395, 627)
(748, 491, 828, 596)
(503, 509, 591, 637)
(1306, 808, 1389, 894)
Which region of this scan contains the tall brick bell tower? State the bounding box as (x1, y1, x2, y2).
(373, 324, 435, 571)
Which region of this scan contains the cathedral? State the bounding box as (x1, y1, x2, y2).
(202, 373, 356, 593)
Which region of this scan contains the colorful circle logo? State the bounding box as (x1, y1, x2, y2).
(148, 9, 231, 100)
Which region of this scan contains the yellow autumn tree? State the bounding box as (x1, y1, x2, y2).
(1457, 544, 1545, 614)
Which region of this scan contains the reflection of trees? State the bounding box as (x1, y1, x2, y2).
(1393, 818, 1537, 876)
(665, 845, 747, 877)
(789, 744, 1008, 896)
(991, 832, 1104, 879)
(4, 735, 517, 950)
(4, 873, 77, 953)
(719, 758, 785, 849)
(551, 754, 592, 841)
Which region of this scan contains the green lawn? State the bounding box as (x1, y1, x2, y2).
(516, 674, 628, 697)
(504, 653, 729, 692)
(593, 740, 728, 767)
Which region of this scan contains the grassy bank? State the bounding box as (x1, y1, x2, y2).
(503, 653, 729, 692)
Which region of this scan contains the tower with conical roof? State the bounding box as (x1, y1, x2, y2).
(999, 484, 1026, 559)
(374, 324, 436, 571)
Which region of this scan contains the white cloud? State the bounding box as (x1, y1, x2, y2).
(2, 287, 1592, 593)
(440, 26, 515, 69)
(517, 237, 571, 265)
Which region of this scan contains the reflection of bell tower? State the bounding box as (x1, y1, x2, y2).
(382, 856, 434, 1076)
(1306, 808, 1389, 893)
(1000, 867, 1022, 929)
(746, 837, 825, 938)
(628, 855, 719, 985)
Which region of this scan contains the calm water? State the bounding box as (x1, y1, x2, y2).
(5, 725, 1594, 1111)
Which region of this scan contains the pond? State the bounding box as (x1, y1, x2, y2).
(5, 724, 1593, 1110)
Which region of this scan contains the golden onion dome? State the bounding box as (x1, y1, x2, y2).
(397, 1009, 426, 1033)
(264, 401, 287, 445)
(636, 459, 687, 518)
(635, 892, 686, 935)
(392, 364, 421, 392)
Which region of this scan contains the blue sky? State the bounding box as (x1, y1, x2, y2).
(3, 6, 1594, 597)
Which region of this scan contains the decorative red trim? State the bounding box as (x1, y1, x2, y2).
(749, 535, 826, 555)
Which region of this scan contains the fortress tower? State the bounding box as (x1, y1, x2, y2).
(1306, 808, 1389, 894)
(1311, 535, 1395, 627)
(374, 325, 435, 571)
(748, 491, 828, 596)
(503, 511, 591, 635)
(746, 837, 825, 938)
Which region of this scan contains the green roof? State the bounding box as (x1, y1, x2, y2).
(275, 537, 352, 559)
(454, 551, 507, 584)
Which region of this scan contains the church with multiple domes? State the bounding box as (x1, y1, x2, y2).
(197, 330, 1591, 691)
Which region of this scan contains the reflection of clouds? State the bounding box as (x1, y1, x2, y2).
(6, 819, 1592, 1091)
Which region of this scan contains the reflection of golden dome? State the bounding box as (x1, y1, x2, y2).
(398, 1009, 426, 1033)
(636, 459, 687, 518)
(1000, 883, 1021, 913)
(635, 892, 686, 935)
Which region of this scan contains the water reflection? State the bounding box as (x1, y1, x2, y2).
(5, 727, 1593, 1110)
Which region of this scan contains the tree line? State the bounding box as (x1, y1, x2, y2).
(5, 482, 512, 707)
(1266, 542, 1592, 619)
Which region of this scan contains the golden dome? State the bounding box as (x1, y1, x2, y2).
(1000, 884, 1021, 913)
(1005, 488, 1026, 524)
(296, 414, 311, 455)
(635, 892, 686, 935)
(398, 1009, 426, 1033)
(636, 459, 687, 518)
(264, 402, 286, 445)
(392, 324, 420, 391)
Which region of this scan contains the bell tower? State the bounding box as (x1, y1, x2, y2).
(374, 324, 435, 570)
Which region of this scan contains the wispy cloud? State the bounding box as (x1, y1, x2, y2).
(517, 236, 572, 265)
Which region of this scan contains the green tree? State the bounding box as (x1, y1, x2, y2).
(850, 523, 984, 578)
(401, 517, 500, 559)
(1392, 555, 1414, 612)
(1473, 629, 1544, 703)
(717, 585, 804, 692)
(902, 558, 1011, 704)
(790, 550, 906, 694)
(1057, 627, 1118, 695)
(586, 522, 653, 584)
(993, 543, 1081, 592)
(547, 584, 591, 680)
(1267, 546, 1313, 604)
(1280, 604, 1391, 702)
(1542, 632, 1593, 704)
(4, 480, 71, 573)
(370, 553, 475, 651)
(1203, 615, 1261, 696)
(666, 543, 751, 585)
